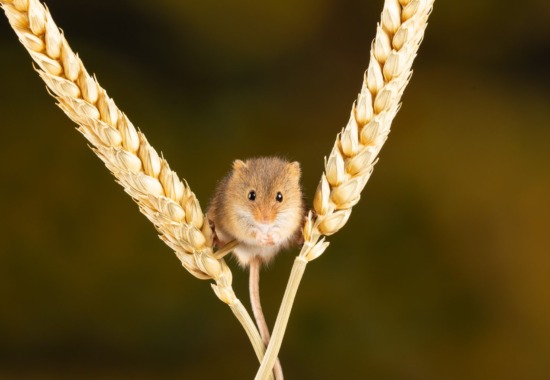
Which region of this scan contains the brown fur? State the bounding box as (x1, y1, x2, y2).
(207, 157, 305, 266)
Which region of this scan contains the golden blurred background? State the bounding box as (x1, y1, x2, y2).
(0, 0, 549, 379)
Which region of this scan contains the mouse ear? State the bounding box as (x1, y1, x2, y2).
(289, 161, 301, 176)
(232, 159, 247, 170)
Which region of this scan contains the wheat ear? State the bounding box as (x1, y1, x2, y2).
(255, 0, 435, 378)
(0, 0, 274, 372)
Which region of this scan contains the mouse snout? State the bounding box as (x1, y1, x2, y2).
(254, 207, 276, 225)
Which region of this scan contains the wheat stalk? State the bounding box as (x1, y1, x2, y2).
(0, 0, 274, 374)
(255, 0, 435, 378)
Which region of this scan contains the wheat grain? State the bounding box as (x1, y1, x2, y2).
(0, 0, 273, 374)
(255, 0, 435, 378)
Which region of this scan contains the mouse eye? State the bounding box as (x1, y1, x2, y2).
(248, 190, 256, 201)
(276, 192, 283, 202)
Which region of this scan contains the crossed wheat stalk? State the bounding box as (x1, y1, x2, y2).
(1, 0, 435, 378)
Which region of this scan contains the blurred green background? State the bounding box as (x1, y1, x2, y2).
(1, 0, 549, 379)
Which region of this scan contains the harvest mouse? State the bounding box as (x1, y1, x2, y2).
(207, 156, 305, 267)
(207, 157, 305, 380)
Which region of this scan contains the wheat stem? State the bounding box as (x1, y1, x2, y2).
(0, 0, 268, 370)
(255, 257, 308, 380)
(212, 239, 239, 260)
(255, 0, 435, 377)
(249, 257, 284, 379)
(229, 301, 267, 361)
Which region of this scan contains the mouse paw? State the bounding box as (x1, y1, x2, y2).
(268, 231, 281, 245)
(254, 232, 279, 246)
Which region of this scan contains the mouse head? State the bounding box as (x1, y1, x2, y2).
(228, 157, 303, 227)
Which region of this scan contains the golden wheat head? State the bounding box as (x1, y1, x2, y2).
(300, 0, 434, 262)
(0, 0, 238, 304)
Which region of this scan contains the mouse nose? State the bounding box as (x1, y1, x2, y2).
(255, 208, 275, 224)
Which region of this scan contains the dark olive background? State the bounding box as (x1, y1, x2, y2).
(1, 1, 549, 379)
